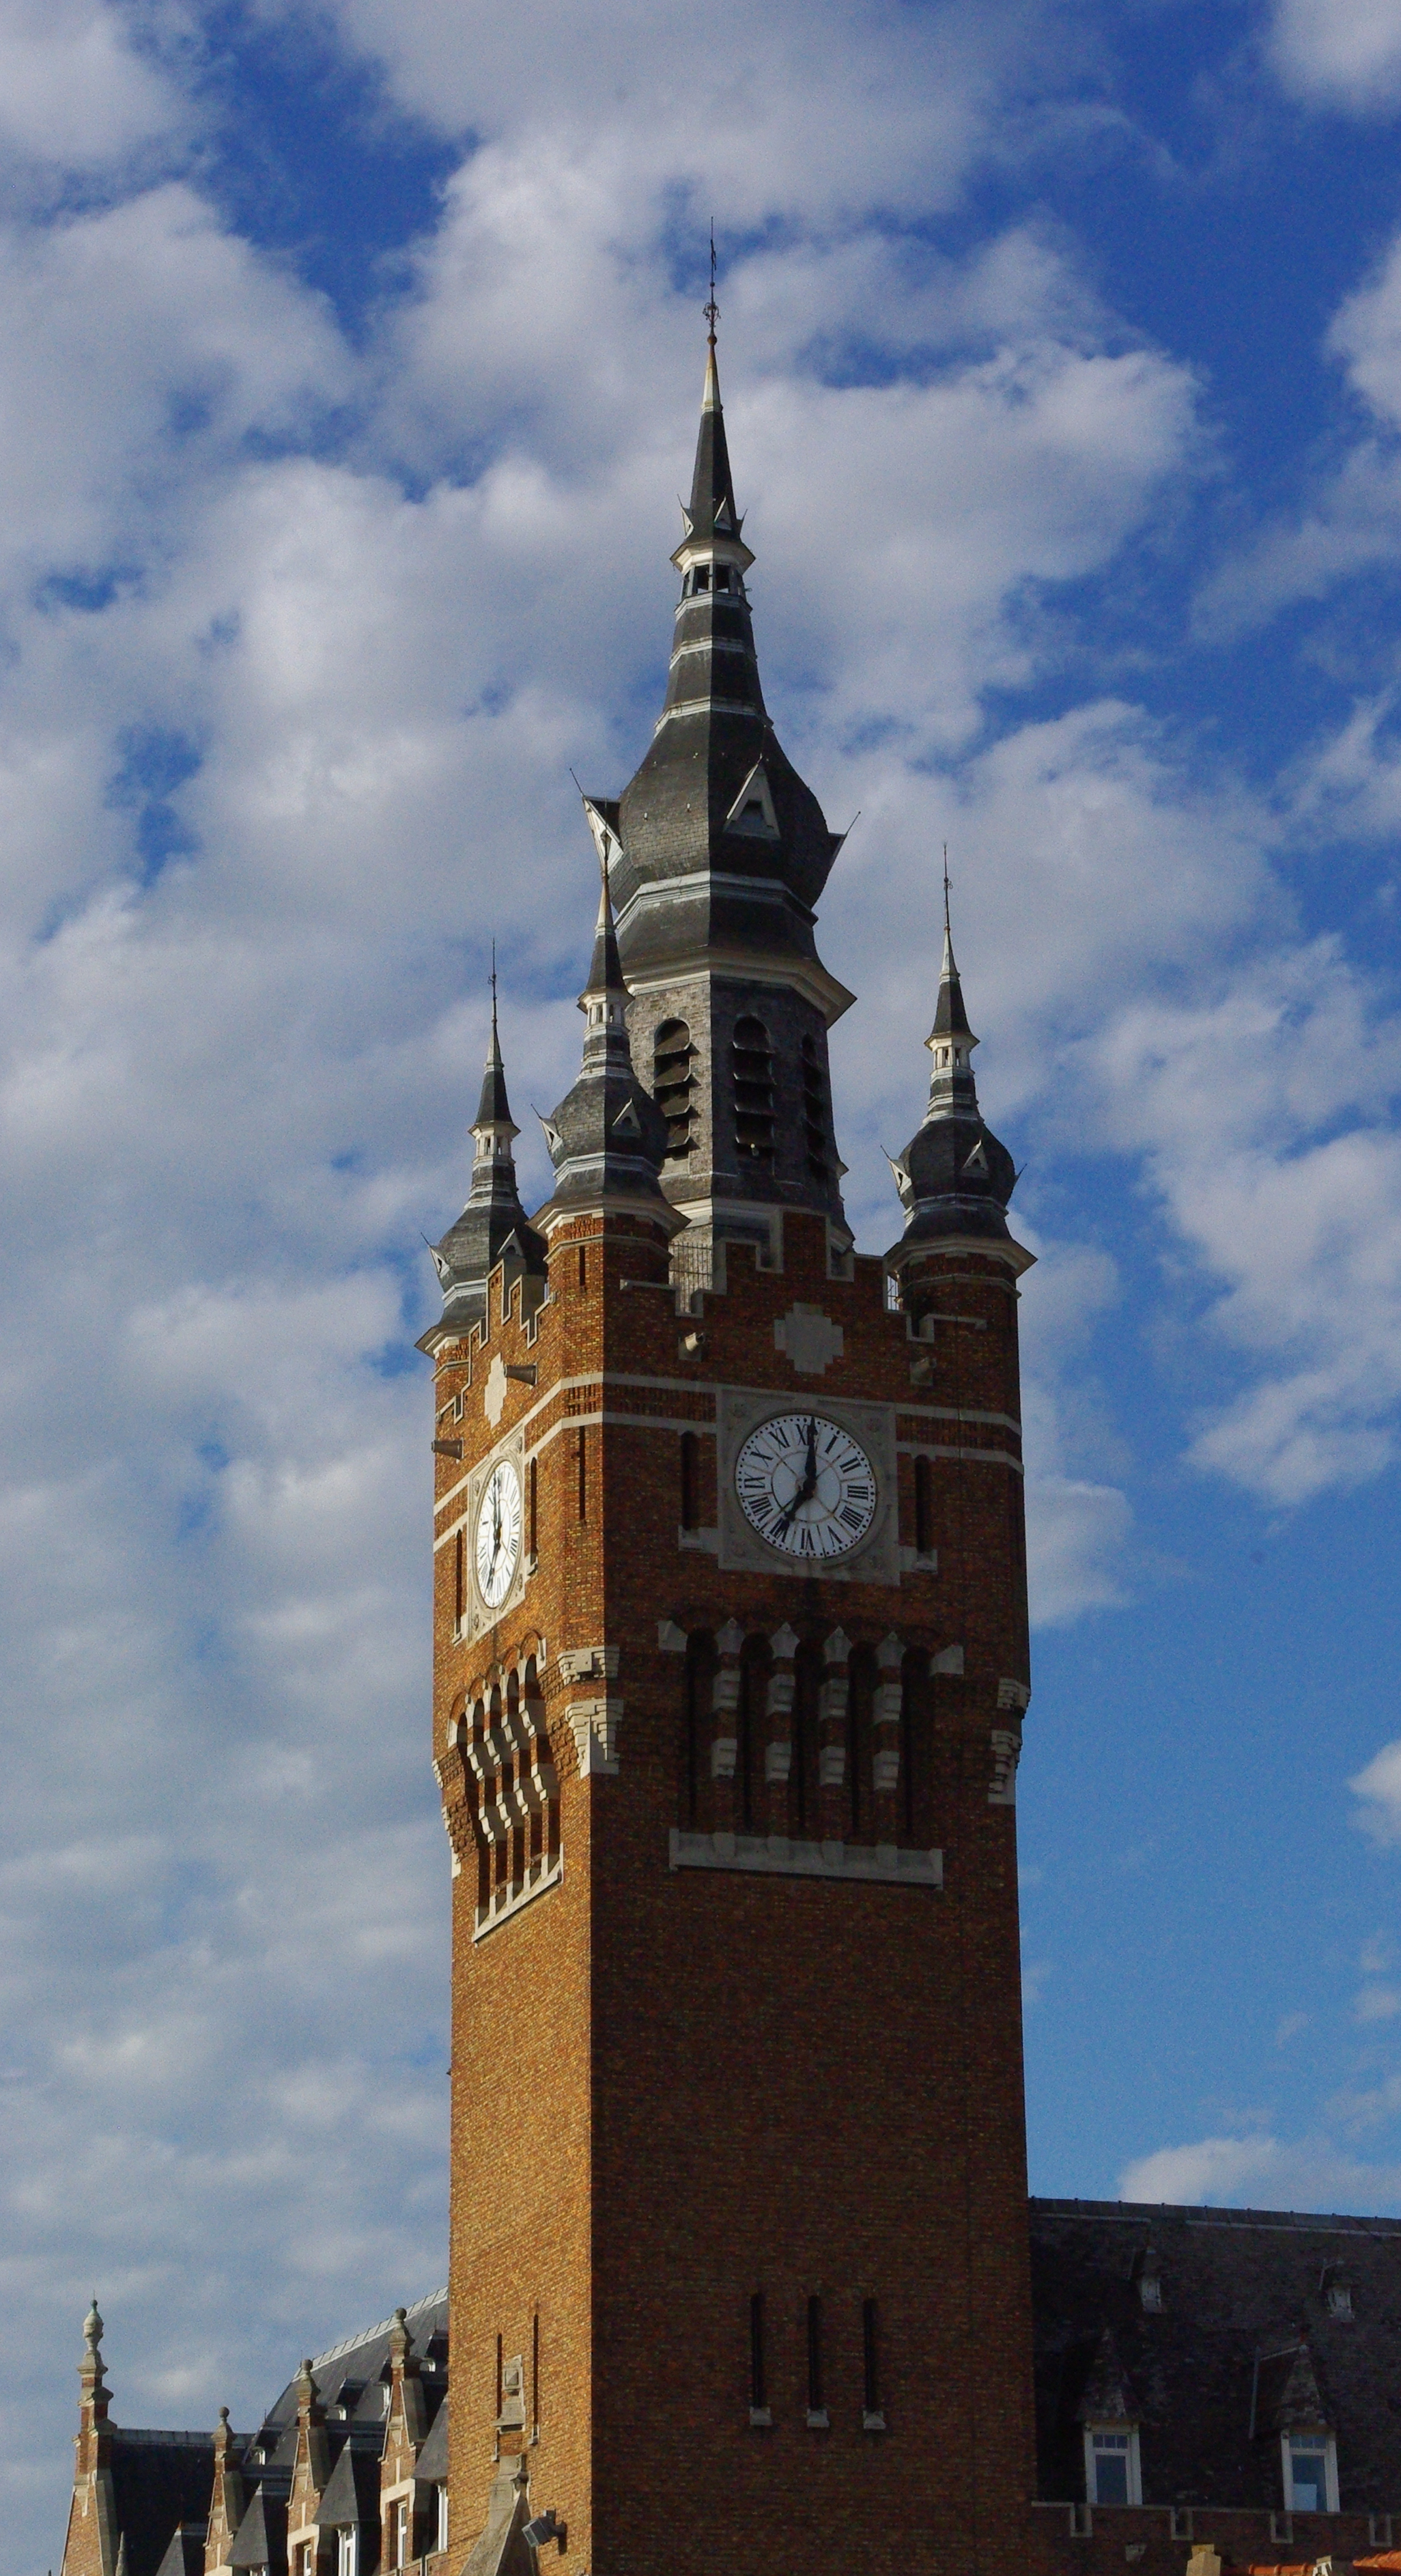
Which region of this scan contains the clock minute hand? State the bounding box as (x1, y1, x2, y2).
(775, 1424, 820, 1541)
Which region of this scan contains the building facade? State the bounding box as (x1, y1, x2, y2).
(55, 341, 1401, 2576)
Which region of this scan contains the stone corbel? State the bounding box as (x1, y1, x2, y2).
(988, 1725, 1022, 1807)
(568, 1696, 622, 1778)
(558, 1644, 621, 1685)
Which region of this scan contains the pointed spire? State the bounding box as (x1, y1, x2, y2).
(474, 949, 516, 1137)
(536, 845, 679, 1235)
(886, 863, 1028, 1272)
(584, 851, 623, 1005)
(419, 963, 546, 1347)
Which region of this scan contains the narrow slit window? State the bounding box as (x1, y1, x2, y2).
(578, 1244, 587, 1291)
(862, 2299, 884, 2428)
(914, 1455, 934, 1556)
(806, 2295, 827, 2426)
(680, 1430, 699, 1530)
(749, 2292, 769, 2424)
(576, 1427, 588, 1522)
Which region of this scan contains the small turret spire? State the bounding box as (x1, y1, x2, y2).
(886, 863, 1025, 1271)
(474, 947, 516, 1139)
(584, 849, 624, 1006)
(418, 960, 545, 1345)
(536, 827, 679, 1234)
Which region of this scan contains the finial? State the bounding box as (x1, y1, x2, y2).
(942, 842, 951, 937)
(490, 940, 497, 1024)
(704, 221, 720, 350)
(83, 2298, 103, 2351)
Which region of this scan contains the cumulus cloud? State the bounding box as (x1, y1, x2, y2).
(1351, 1740, 1401, 1843)
(1119, 2129, 1401, 2213)
(4, 3, 1401, 2566)
(1270, 0, 1401, 113)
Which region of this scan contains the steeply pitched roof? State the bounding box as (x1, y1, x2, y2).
(414, 2393, 449, 2483)
(228, 2480, 287, 2573)
(1031, 2198, 1401, 2510)
(152, 2525, 207, 2576)
(109, 2433, 216, 2576)
(251, 2292, 448, 2467)
(314, 2439, 383, 2533)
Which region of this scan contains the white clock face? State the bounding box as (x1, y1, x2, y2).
(735, 1414, 877, 1561)
(475, 1458, 522, 1608)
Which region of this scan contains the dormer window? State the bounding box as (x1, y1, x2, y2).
(1322, 2264, 1353, 2320)
(336, 2534, 358, 2576)
(1284, 2428, 1338, 2512)
(1084, 2424, 1142, 2506)
(1135, 2250, 1163, 2313)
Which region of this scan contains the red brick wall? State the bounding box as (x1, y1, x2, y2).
(429, 1206, 1038, 2576)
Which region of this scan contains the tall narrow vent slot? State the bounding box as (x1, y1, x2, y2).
(806, 2295, 827, 2426)
(748, 2293, 770, 2425)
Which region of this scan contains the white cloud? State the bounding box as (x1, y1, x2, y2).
(0, 0, 184, 171)
(1270, 0, 1401, 112)
(1119, 2130, 1401, 2212)
(1351, 1740, 1401, 1842)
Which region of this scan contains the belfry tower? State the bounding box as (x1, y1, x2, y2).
(420, 335, 1036, 2576)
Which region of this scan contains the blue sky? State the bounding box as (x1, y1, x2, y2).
(7, 0, 1401, 2562)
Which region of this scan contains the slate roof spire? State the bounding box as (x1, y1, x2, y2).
(600, 316, 850, 1023)
(535, 846, 678, 1233)
(420, 968, 545, 1342)
(886, 866, 1026, 1268)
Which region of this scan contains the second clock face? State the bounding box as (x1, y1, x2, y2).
(475, 1457, 522, 1608)
(735, 1413, 878, 1561)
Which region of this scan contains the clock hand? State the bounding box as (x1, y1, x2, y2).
(774, 1423, 821, 1540)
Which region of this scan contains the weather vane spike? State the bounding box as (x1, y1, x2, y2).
(942, 842, 952, 934)
(704, 221, 720, 347)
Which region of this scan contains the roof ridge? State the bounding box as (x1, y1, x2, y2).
(307, 2288, 448, 2374)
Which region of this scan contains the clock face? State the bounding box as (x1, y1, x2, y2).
(735, 1413, 878, 1561)
(475, 1458, 522, 1608)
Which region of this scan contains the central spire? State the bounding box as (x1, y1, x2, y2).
(580, 298, 854, 1255)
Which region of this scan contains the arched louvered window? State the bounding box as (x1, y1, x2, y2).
(732, 1015, 775, 1167)
(653, 1018, 698, 1161)
(801, 1033, 829, 1183)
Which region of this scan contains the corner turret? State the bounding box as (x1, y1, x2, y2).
(535, 862, 679, 1236)
(421, 984, 546, 1349)
(886, 880, 1032, 1293)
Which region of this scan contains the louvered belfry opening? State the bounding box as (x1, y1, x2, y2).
(653, 1016, 698, 1162)
(732, 1013, 776, 1167)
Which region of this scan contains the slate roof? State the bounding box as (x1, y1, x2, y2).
(152, 2525, 207, 2576)
(1031, 2198, 1401, 2510)
(608, 346, 847, 996)
(248, 2290, 448, 2467)
(108, 2432, 216, 2576)
(415, 2392, 449, 2484)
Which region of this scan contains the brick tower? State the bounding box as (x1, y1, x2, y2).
(420, 328, 1037, 2576)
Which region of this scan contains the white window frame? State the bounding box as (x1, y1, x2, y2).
(1084, 2422, 1142, 2507)
(436, 2486, 449, 2554)
(336, 2530, 357, 2576)
(1282, 2428, 1338, 2514)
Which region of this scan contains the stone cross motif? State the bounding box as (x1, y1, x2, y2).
(773, 1303, 845, 1375)
(483, 1351, 509, 1427)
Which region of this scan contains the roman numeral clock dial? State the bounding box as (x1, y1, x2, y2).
(735, 1413, 878, 1560)
(475, 1457, 522, 1608)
